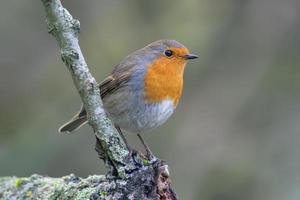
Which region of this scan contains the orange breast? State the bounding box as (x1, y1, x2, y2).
(144, 56, 186, 107)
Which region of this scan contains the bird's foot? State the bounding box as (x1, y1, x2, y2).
(137, 133, 157, 162)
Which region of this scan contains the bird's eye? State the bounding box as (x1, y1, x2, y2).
(164, 49, 173, 57)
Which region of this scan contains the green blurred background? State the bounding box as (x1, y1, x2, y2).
(1, 0, 300, 199)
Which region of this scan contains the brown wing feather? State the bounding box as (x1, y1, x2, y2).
(98, 56, 139, 98)
(99, 71, 132, 98)
(75, 64, 134, 117)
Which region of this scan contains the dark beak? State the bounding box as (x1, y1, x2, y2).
(184, 53, 199, 60)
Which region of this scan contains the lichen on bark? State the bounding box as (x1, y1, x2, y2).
(0, 161, 177, 200)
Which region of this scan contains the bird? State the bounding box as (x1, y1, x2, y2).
(59, 39, 198, 157)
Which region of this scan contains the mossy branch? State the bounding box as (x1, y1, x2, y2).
(0, 161, 177, 200)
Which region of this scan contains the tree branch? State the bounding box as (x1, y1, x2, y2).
(40, 0, 137, 176)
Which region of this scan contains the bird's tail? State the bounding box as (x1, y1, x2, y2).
(59, 105, 87, 133)
(58, 116, 87, 133)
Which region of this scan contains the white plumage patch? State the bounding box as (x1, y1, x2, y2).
(108, 99, 175, 133)
(141, 99, 175, 131)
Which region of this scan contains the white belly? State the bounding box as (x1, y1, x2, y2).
(108, 99, 175, 133)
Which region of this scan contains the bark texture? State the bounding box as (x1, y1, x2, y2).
(0, 1, 178, 199)
(0, 161, 176, 200)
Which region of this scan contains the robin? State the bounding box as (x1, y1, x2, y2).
(59, 39, 198, 157)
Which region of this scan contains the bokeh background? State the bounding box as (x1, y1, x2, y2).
(1, 0, 300, 199)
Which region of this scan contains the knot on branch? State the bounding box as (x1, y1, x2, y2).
(71, 19, 80, 36)
(46, 20, 58, 35)
(61, 49, 79, 69)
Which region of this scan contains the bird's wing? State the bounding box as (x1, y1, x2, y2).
(74, 70, 133, 119)
(99, 70, 133, 99)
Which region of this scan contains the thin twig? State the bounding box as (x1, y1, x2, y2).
(40, 0, 136, 177)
